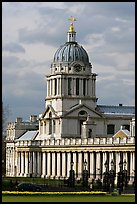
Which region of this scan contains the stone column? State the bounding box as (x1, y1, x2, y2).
(73, 152, 77, 173)
(17, 152, 21, 176)
(32, 152, 36, 176)
(133, 151, 135, 171)
(56, 152, 60, 178)
(25, 152, 28, 177)
(49, 79, 52, 96)
(28, 152, 33, 176)
(62, 152, 66, 178)
(89, 152, 94, 179)
(47, 152, 51, 177)
(115, 152, 120, 183)
(21, 152, 24, 176)
(96, 152, 101, 179)
(102, 152, 107, 174)
(109, 152, 112, 170)
(52, 152, 56, 178)
(130, 152, 133, 172)
(37, 152, 41, 177)
(77, 152, 82, 179)
(129, 152, 133, 182)
(42, 152, 46, 177)
(60, 77, 62, 96)
(67, 152, 71, 178)
(89, 78, 92, 97)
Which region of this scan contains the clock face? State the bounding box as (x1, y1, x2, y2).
(74, 64, 82, 72)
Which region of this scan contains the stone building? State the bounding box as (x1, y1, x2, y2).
(5, 19, 135, 184)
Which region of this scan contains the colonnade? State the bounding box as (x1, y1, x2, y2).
(46, 75, 96, 97)
(13, 150, 135, 183)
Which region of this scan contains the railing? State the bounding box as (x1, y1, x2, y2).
(15, 136, 135, 147)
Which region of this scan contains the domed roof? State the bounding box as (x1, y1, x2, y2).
(53, 42, 89, 64)
(53, 20, 90, 65)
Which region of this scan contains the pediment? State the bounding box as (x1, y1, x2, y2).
(113, 129, 130, 138)
(63, 104, 103, 118)
(41, 105, 58, 119)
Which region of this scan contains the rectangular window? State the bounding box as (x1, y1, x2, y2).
(107, 124, 115, 134)
(68, 78, 72, 95)
(76, 78, 79, 95)
(53, 120, 55, 133)
(54, 78, 57, 95)
(83, 78, 86, 96)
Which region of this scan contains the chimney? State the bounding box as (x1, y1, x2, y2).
(16, 117, 23, 123)
(30, 115, 37, 122)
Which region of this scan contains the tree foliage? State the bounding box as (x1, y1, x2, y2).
(2, 102, 11, 137)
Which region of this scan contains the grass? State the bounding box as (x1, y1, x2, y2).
(2, 194, 135, 202)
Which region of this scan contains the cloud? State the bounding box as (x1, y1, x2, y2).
(3, 42, 25, 53)
(2, 55, 29, 69)
(2, 2, 135, 121)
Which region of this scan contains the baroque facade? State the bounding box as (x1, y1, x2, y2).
(6, 19, 135, 184)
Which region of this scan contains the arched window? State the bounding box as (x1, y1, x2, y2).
(78, 110, 88, 134)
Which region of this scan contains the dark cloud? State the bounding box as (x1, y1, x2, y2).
(3, 70, 46, 121)
(3, 42, 25, 53)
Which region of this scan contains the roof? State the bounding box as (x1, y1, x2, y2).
(96, 105, 135, 115)
(16, 130, 38, 141)
(113, 129, 130, 138)
(53, 42, 89, 64)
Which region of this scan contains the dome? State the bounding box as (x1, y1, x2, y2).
(53, 42, 89, 64)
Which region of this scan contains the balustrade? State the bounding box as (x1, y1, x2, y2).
(15, 136, 135, 147)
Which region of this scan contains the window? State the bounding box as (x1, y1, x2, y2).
(68, 78, 72, 95)
(76, 78, 79, 95)
(107, 124, 115, 134)
(54, 78, 57, 95)
(44, 122, 46, 134)
(49, 112, 52, 134)
(79, 110, 87, 116)
(83, 78, 86, 96)
(53, 120, 55, 133)
(78, 110, 88, 135)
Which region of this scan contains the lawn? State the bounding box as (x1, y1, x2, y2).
(2, 194, 135, 202)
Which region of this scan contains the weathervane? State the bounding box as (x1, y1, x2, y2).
(68, 16, 77, 22)
(68, 16, 76, 32)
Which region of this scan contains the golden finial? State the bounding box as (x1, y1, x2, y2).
(68, 16, 76, 32)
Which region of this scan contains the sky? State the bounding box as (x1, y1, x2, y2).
(2, 2, 135, 122)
